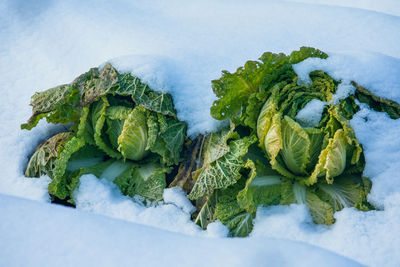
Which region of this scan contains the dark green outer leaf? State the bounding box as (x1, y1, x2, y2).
(352, 81, 400, 119)
(188, 136, 256, 200)
(213, 177, 255, 237)
(288, 47, 328, 64)
(159, 118, 186, 162)
(76, 106, 95, 145)
(22, 63, 178, 130)
(77, 63, 119, 105)
(117, 73, 176, 116)
(237, 160, 283, 213)
(48, 137, 86, 200)
(21, 86, 81, 130)
(51, 160, 115, 205)
(202, 122, 239, 165)
(210, 47, 328, 123)
(194, 192, 219, 230)
(25, 132, 73, 178)
(113, 160, 170, 202)
(210, 52, 288, 122)
(149, 114, 186, 166)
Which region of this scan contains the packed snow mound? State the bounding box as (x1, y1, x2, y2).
(351, 105, 400, 207)
(293, 52, 400, 104)
(0, 193, 362, 267)
(74, 175, 207, 237)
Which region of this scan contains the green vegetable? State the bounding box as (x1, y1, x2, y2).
(23, 48, 400, 237)
(23, 63, 186, 204)
(186, 47, 399, 236)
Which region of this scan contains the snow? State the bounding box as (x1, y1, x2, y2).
(293, 52, 400, 104)
(76, 175, 228, 238)
(252, 193, 400, 267)
(289, 0, 400, 16)
(294, 69, 356, 127)
(163, 187, 197, 215)
(0, 193, 362, 267)
(74, 175, 204, 236)
(330, 82, 356, 105)
(1, 0, 400, 266)
(295, 99, 326, 127)
(350, 104, 400, 208)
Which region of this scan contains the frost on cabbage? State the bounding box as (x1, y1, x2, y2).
(176, 47, 400, 237)
(23, 63, 186, 204)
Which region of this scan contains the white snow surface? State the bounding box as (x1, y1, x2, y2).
(0, 193, 361, 267)
(163, 186, 197, 215)
(1, 0, 400, 266)
(289, 0, 400, 16)
(295, 99, 326, 127)
(293, 52, 400, 104)
(74, 175, 204, 236)
(294, 77, 356, 127)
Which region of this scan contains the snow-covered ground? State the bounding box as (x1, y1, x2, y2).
(1, 0, 400, 266)
(0, 193, 362, 267)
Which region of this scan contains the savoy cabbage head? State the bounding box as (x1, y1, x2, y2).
(23, 63, 186, 204)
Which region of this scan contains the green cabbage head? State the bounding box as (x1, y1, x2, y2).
(256, 85, 363, 186)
